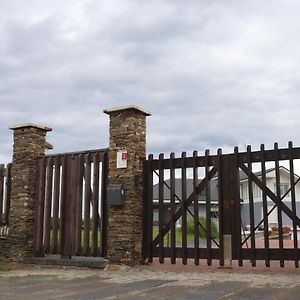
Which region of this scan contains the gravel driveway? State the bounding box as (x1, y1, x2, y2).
(1, 263, 300, 299)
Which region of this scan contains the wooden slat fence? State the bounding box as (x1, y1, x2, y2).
(143, 150, 222, 265)
(238, 142, 300, 267)
(33, 149, 108, 258)
(143, 142, 300, 267)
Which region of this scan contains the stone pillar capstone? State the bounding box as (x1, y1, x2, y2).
(9, 123, 52, 260)
(104, 105, 151, 265)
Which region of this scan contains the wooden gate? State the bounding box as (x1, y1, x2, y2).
(33, 148, 108, 258)
(143, 150, 224, 266)
(234, 142, 300, 267)
(143, 142, 300, 267)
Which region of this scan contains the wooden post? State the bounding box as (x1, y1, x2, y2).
(219, 154, 233, 266)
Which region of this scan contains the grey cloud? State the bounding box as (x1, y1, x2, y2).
(1, 0, 300, 164)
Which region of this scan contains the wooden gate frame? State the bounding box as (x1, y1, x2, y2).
(143, 150, 226, 265)
(143, 143, 300, 267)
(235, 143, 300, 267)
(33, 148, 109, 258)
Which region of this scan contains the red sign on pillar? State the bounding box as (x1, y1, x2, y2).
(117, 150, 127, 168)
(121, 152, 127, 160)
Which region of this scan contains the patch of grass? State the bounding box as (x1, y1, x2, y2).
(153, 217, 219, 245)
(153, 227, 194, 244)
(186, 216, 219, 239)
(50, 229, 102, 249)
(0, 258, 11, 271)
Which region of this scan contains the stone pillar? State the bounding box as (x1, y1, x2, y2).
(8, 123, 52, 260)
(104, 105, 151, 265)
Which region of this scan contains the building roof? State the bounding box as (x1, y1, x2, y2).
(239, 166, 299, 181)
(153, 178, 219, 202)
(153, 166, 298, 202)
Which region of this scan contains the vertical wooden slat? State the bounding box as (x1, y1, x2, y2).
(34, 157, 46, 256)
(44, 157, 53, 253)
(247, 145, 256, 267)
(75, 154, 84, 255)
(64, 155, 75, 258)
(170, 152, 176, 264)
(38, 157, 47, 255)
(261, 144, 270, 267)
(83, 153, 91, 256)
(158, 153, 164, 263)
(4, 163, 12, 226)
(181, 152, 187, 265)
(217, 148, 224, 266)
(193, 151, 199, 266)
(229, 154, 237, 259)
(233, 147, 242, 266)
(142, 155, 153, 262)
(220, 155, 233, 265)
(288, 141, 299, 268)
(64, 155, 73, 257)
(92, 152, 100, 256)
(205, 150, 212, 266)
(33, 159, 41, 255)
(142, 159, 149, 261)
(69, 155, 75, 256)
(147, 154, 154, 263)
(101, 151, 108, 257)
(60, 155, 68, 258)
(274, 142, 284, 267)
(69, 155, 78, 256)
(52, 156, 61, 254)
(71, 155, 78, 255)
(232, 147, 242, 266)
(0, 165, 4, 224)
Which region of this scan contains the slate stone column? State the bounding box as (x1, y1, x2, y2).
(104, 106, 151, 265)
(9, 123, 52, 260)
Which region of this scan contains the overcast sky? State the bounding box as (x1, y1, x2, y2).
(1, 0, 300, 163)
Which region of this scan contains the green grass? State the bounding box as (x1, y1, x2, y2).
(153, 217, 219, 245)
(187, 216, 219, 239)
(49, 229, 102, 249)
(153, 227, 195, 244)
(153, 227, 193, 244)
(0, 258, 11, 271)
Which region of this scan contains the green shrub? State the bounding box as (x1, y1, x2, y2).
(186, 216, 219, 239)
(0, 258, 11, 272)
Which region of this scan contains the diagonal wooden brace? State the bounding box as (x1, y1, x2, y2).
(239, 163, 300, 227)
(152, 167, 218, 247)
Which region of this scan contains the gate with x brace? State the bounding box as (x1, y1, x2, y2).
(143, 142, 300, 268)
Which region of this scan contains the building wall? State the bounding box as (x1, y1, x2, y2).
(241, 201, 300, 228)
(153, 204, 219, 228)
(240, 169, 300, 204)
(240, 168, 300, 228)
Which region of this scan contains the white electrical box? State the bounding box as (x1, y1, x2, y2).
(117, 150, 127, 169)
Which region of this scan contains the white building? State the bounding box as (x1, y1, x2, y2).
(240, 166, 300, 228)
(152, 166, 300, 229)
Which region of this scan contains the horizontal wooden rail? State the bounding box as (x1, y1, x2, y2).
(149, 147, 300, 170)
